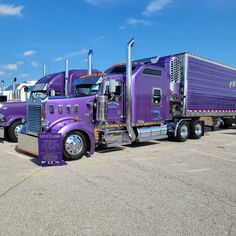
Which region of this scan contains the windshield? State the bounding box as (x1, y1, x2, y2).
(30, 91, 48, 100)
(105, 65, 137, 74)
(74, 84, 100, 97)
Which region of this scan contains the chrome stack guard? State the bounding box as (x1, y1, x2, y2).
(17, 133, 39, 156)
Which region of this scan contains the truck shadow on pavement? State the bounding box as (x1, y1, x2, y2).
(221, 132, 236, 135)
(96, 141, 159, 154)
(15, 148, 40, 165)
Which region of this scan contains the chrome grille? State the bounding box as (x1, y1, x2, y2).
(27, 105, 41, 135)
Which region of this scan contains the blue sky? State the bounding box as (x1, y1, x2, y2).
(0, 0, 236, 86)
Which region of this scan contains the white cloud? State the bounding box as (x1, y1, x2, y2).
(0, 4, 24, 17)
(2, 64, 18, 70)
(53, 56, 63, 62)
(67, 49, 88, 57)
(53, 49, 88, 62)
(0, 72, 5, 76)
(19, 73, 29, 78)
(143, 0, 172, 16)
(84, 0, 121, 6)
(127, 18, 150, 26)
(23, 50, 37, 57)
(93, 35, 105, 41)
(17, 61, 24, 65)
(119, 25, 126, 30)
(31, 61, 39, 67)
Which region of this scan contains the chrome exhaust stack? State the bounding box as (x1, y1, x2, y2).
(88, 49, 93, 75)
(12, 77, 17, 99)
(126, 38, 136, 142)
(1, 80, 4, 91)
(43, 64, 47, 77)
(65, 59, 69, 96)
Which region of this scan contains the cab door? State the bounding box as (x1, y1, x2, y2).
(105, 79, 125, 123)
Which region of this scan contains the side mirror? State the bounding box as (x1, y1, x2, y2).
(50, 89, 56, 96)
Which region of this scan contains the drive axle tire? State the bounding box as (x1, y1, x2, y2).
(189, 120, 203, 139)
(176, 121, 189, 142)
(7, 120, 24, 142)
(223, 118, 232, 129)
(62, 131, 88, 161)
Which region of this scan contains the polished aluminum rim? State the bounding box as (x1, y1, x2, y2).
(65, 134, 83, 155)
(14, 125, 24, 138)
(180, 124, 188, 139)
(195, 123, 202, 136)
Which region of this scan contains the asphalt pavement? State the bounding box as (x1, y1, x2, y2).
(0, 128, 236, 236)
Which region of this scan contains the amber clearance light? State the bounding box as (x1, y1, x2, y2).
(74, 116, 79, 121)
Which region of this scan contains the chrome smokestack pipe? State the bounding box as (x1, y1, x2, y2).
(12, 77, 17, 99)
(65, 59, 69, 96)
(1, 80, 4, 91)
(126, 38, 136, 142)
(88, 49, 93, 75)
(43, 64, 47, 76)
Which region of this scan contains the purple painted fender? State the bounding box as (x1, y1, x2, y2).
(48, 120, 96, 155)
(5, 115, 25, 127)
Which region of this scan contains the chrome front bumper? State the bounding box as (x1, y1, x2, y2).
(17, 133, 38, 156)
(0, 127, 5, 139)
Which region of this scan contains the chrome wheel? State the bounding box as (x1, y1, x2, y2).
(14, 125, 24, 138)
(180, 124, 188, 139)
(195, 123, 202, 136)
(65, 134, 83, 155)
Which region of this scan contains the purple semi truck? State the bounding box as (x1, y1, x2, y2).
(18, 38, 236, 160)
(0, 50, 97, 142)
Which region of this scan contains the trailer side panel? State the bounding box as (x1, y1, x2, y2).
(186, 55, 236, 117)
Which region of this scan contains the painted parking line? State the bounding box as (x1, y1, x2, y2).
(186, 168, 210, 173)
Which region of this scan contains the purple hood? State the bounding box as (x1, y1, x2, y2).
(0, 101, 26, 126)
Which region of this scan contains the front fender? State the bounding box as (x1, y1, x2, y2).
(53, 121, 96, 155)
(2, 115, 25, 128)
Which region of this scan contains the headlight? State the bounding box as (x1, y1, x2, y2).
(0, 114, 4, 122)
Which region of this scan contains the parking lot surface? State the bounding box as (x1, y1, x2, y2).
(0, 128, 236, 236)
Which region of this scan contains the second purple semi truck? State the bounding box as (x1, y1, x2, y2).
(18, 38, 236, 160)
(0, 50, 98, 142)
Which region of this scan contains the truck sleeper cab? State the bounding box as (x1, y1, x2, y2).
(18, 38, 236, 160)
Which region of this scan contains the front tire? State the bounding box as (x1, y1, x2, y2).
(175, 121, 189, 142)
(62, 131, 88, 161)
(189, 119, 203, 139)
(7, 120, 23, 142)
